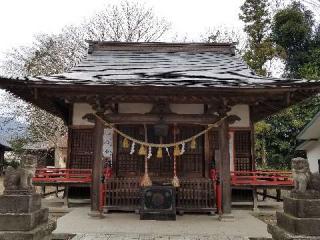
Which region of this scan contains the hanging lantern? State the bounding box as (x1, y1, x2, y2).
(174, 145, 181, 156)
(138, 145, 147, 155)
(156, 147, 163, 158)
(122, 137, 129, 148)
(191, 138, 197, 149)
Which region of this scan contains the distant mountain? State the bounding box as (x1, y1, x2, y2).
(0, 116, 27, 147)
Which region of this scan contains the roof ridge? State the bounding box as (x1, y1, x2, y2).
(86, 41, 236, 55)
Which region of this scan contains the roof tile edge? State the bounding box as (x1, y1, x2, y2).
(86, 41, 235, 55)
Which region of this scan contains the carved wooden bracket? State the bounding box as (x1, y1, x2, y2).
(226, 115, 241, 125)
(90, 96, 116, 114)
(149, 102, 172, 115)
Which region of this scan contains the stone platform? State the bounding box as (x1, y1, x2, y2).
(0, 220, 56, 240)
(0, 193, 56, 240)
(268, 196, 320, 240)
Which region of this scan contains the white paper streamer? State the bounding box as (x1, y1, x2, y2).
(130, 142, 136, 155)
(165, 147, 170, 157)
(180, 142, 186, 155)
(147, 146, 152, 159)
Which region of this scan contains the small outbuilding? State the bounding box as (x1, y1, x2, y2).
(0, 140, 12, 175)
(297, 112, 320, 173)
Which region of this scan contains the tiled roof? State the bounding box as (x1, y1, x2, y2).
(0, 42, 316, 89)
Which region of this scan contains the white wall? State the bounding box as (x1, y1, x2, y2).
(118, 103, 153, 114)
(305, 141, 320, 173)
(170, 104, 204, 114)
(72, 103, 95, 125)
(54, 148, 67, 168)
(228, 104, 250, 127)
(72, 103, 250, 127)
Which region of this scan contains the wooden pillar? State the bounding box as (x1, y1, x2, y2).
(252, 187, 259, 212)
(91, 117, 104, 213)
(219, 119, 232, 215)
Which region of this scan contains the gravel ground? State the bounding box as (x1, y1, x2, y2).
(252, 212, 276, 225)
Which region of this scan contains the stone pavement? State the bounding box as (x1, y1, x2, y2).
(72, 233, 250, 240)
(55, 207, 270, 239)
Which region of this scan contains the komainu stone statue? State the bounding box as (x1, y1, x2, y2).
(292, 157, 320, 198)
(268, 157, 320, 239)
(4, 154, 36, 194)
(0, 154, 56, 240)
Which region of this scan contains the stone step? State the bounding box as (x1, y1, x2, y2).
(268, 224, 320, 240)
(284, 197, 320, 218)
(0, 208, 49, 231)
(0, 219, 56, 240)
(277, 212, 320, 236)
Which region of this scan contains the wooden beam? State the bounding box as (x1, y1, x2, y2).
(219, 119, 232, 214)
(91, 117, 104, 212)
(100, 113, 221, 125)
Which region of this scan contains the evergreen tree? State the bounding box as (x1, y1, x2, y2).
(272, 1, 314, 78)
(239, 0, 276, 76)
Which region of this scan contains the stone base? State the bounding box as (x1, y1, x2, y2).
(88, 210, 105, 218)
(0, 194, 41, 214)
(277, 212, 320, 236)
(0, 208, 48, 231)
(218, 213, 234, 222)
(268, 224, 320, 240)
(0, 219, 56, 240)
(284, 197, 320, 218)
(290, 191, 320, 200)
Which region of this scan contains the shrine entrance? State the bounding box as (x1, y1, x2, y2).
(116, 124, 205, 178)
(105, 124, 215, 214)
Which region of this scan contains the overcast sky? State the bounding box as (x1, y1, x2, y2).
(0, 0, 245, 59)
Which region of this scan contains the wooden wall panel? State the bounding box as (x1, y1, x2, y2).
(68, 128, 94, 169)
(116, 125, 205, 178)
(234, 130, 252, 171)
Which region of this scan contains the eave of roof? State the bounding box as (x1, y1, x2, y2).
(297, 111, 320, 140)
(296, 139, 319, 150)
(0, 142, 12, 151)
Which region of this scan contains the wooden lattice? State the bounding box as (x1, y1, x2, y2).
(104, 177, 215, 212)
(234, 131, 252, 171)
(116, 125, 204, 178)
(69, 128, 94, 169)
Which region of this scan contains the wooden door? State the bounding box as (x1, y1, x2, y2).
(68, 128, 94, 169)
(116, 124, 205, 178)
(234, 130, 252, 171)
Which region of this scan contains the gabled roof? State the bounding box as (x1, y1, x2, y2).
(296, 139, 318, 151)
(1, 41, 320, 122)
(0, 41, 318, 89)
(0, 139, 11, 151)
(297, 111, 320, 140)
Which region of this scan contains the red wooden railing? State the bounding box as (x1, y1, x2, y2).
(33, 168, 93, 183)
(231, 170, 293, 186)
(33, 168, 293, 212)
